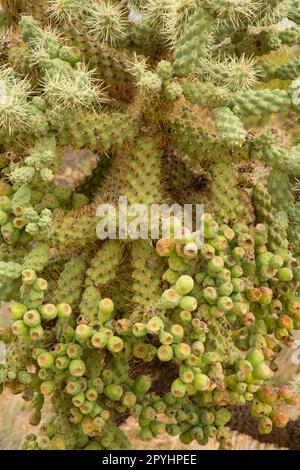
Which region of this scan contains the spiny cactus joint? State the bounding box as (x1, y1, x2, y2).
(1, 0, 300, 452)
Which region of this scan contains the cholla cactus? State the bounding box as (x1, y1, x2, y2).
(47, 0, 85, 24)
(199, 54, 260, 91)
(0, 66, 31, 134)
(1, 0, 300, 452)
(81, 0, 129, 46)
(43, 64, 107, 111)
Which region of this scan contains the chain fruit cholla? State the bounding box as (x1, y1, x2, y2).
(1, 0, 300, 451)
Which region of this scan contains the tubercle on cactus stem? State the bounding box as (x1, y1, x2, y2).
(1, 0, 300, 452)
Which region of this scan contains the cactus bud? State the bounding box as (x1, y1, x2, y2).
(179, 365, 194, 384)
(72, 391, 85, 408)
(22, 269, 37, 285)
(66, 343, 82, 359)
(246, 348, 264, 367)
(193, 373, 210, 391)
(162, 268, 180, 284)
(258, 416, 273, 434)
(40, 380, 56, 395)
(278, 385, 299, 405)
(66, 378, 81, 396)
(159, 330, 173, 345)
(133, 375, 152, 394)
(253, 362, 274, 381)
(34, 278, 48, 291)
(122, 391, 136, 408)
(55, 356, 70, 370)
(183, 242, 198, 258)
(98, 298, 114, 323)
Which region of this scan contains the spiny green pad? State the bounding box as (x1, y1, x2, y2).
(173, 8, 214, 77)
(23, 244, 50, 272)
(130, 240, 164, 322)
(215, 107, 247, 147)
(79, 286, 101, 322)
(85, 241, 123, 289)
(233, 89, 291, 116)
(119, 137, 161, 206)
(53, 257, 87, 307)
(210, 163, 254, 225)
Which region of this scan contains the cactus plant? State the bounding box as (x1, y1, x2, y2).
(1, 0, 300, 451)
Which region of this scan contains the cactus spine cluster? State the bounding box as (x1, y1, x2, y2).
(1, 0, 300, 451)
